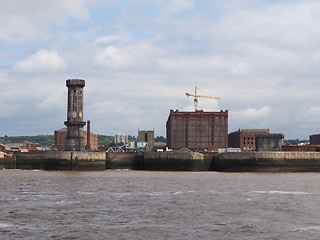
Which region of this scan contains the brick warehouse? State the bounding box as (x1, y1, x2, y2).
(228, 129, 270, 151)
(166, 110, 228, 151)
(52, 128, 98, 151)
(310, 134, 320, 145)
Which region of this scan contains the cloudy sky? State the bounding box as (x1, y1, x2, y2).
(1, 0, 320, 139)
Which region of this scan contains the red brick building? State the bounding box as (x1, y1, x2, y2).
(166, 110, 228, 151)
(310, 134, 320, 145)
(3, 141, 37, 152)
(282, 145, 320, 152)
(228, 129, 270, 151)
(52, 128, 98, 151)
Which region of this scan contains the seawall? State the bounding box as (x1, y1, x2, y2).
(144, 152, 204, 171)
(14, 151, 106, 171)
(212, 152, 320, 172)
(0, 152, 16, 169)
(11, 151, 205, 171)
(106, 152, 144, 170)
(7, 151, 320, 172)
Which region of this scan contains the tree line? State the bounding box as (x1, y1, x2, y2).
(1, 134, 166, 148)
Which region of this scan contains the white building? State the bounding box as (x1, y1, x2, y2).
(115, 134, 128, 144)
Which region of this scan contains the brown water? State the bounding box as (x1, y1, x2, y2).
(1, 170, 320, 239)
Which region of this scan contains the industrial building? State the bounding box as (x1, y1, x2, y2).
(166, 110, 228, 151)
(256, 133, 284, 151)
(310, 134, 320, 145)
(282, 145, 320, 152)
(228, 129, 270, 151)
(138, 130, 154, 152)
(53, 127, 98, 151)
(0, 141, 37, 152)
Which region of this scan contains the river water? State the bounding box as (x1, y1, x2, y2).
(1, 170, 320, 239)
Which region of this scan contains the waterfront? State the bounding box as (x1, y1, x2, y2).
(1, 170, 320, 239)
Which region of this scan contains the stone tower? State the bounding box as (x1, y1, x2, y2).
(64, 79, 86, 151)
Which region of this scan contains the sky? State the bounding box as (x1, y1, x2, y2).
(1, 0, 320, 139)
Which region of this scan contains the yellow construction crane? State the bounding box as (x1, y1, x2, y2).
(186, 87, 220, 111)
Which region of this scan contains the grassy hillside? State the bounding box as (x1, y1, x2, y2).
(3, 135, 54, 146)
(1, 134, 138, 148)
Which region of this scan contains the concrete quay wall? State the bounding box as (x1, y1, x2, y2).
(10, 151, 320, 172)
(13, 151, 205, 171)
(70, 152, 106, 171)
(15, 152, 46, 170)
(212, 152, 320, 172)
(106, 152, 142, 169)
(144, 152, 204, 171)
(15, 151, 106, 171)
(203, 152, 219, 171)
(13, 151, 137, 171)
(105, 152, 204, 171)
(0, 153, 16, 169)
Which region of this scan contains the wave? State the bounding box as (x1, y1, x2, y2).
(0, 223, 14, 229)
(252, 190, 311, 195)
(291, 226, 320, 232)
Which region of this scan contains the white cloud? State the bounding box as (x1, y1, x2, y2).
(158, 56, 252, 78)
(13, 49, 66, 73)
(88, 101, 143, 116)
(36, 91, 66, 111)
(228, 106, 275, 135)
(86, 100, 145, 134)
(94, 36, 119, 45)
(169, 0, 195, 13)
(231, 106, 272, 120)
(94, 46, 135, 69)
(303, 106, 320, 127)
(0, 0, 89, 44)
(307, 106, 320, 115)
(2, 1, 320, 138)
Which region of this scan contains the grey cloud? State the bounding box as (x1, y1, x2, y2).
(1, 0, 320, 139)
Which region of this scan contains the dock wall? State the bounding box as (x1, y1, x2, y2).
(70, 152, 106, 171)
(212, 152, 320, 172)
(144, 152, 204, 171)
(106, 152, 143, 169)
(15, 151, 106, 171)
(0, 154, 16, 169)
(15, 152, 45, 169)
(8, 151, 320, 172)
(11, 151, 205, 171)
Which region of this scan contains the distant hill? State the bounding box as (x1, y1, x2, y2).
(1, 134, 138, 148)
(2, 135, 54, 146)
(285, 139, 309, 145)
(1, 134, 167, 150)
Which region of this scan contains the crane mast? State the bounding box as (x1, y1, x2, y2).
(186, 87, 220, 111)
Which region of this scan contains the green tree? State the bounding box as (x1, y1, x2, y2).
(155, 136, 166, 142)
